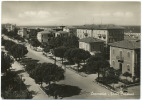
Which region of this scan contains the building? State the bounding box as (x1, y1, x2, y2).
(3, 23, 16, 32)
(124, 26, 140, 40)
(37, 30, 54, 43)
(18, 28, 29, 38)
(79, 37, 104, 55)
(109, 40, 140, 77)
(55, 31, 69, 37)
(77, 25, 124, 44)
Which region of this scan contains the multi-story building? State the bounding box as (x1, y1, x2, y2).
(3, 23, 16, 32)
(124, 26, 140, 40)
(55, 31, 69, 37)
(79, 37, 104, 55)
(77, 25, 124, 44)
(37, 30, 54, 43)
(109, 40, 140, 77)
(18, 28, 29, 38)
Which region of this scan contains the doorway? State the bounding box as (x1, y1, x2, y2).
(119, 63, 122, 72)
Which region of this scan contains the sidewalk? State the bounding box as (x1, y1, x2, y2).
(12, 61, 52, 99)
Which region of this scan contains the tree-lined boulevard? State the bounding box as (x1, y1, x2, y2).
(2, 34, 140, 99)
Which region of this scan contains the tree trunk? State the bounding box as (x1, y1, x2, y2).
(49, 81, 51, 85)
(77, 63, 80, 72)
(62, 57, 63, 64)
(98, 71, 100, 81)
(55, 56, 56, 65)
(84, 60, 85, 65)
(41, 81, 42, 87)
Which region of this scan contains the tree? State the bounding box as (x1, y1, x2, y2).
(2, 27, 8, 34)
(3, 39, 16, 52)
(43, 46, 50, 53)
(103, 67, 119, 87)
(1, 52, 14, 73)
(123, 72, 132, 80)
(29, 38, 41, 48)
(70, 48, 90, 72)
(33, 63, 65, 86)
(86, 56, 110, 80)
(64, 48, 74, 64)
(42, 63, 65, 85)
(25, 61, 38, 73)
(54, 46, 68, 64)
(48, 35, 79, 49)
(82, 50, 91, 64)
(11, 44, 28, 60)
(63, 35, 79, 48)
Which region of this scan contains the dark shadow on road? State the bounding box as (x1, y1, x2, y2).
(43, 83, 81, 98)
(15, 69, 25, 74)
(63, 62, 75, 65)
(25, 84, 31, 88)
(19, 57, 39, 64)
(29, 90, 38, 96)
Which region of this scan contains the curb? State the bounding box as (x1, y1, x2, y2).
(93, 80, 118, 94)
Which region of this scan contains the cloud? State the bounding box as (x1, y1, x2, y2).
(125, 12, 133, 17)
(113, 11, 134, 17)
(93, 11, 134, 18)
(113, 12, 124, 17)
(93, 13, 111, 17)
(18, 10, 50, 18)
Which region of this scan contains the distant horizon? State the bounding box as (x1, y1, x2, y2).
(2, 23, 141, 27)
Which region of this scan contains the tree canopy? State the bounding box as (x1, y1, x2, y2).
(10, 44, 28, 59)
(29, 38, 41, 47)
(1, 52, 14, 73)
(49, 35, 79, 49)
(54, 46, 68, 64)
(33, 63, 65, 86)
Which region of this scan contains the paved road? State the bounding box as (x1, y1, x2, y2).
(25, 44, 140, 99)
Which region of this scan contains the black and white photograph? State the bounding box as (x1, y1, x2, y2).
(1, 1, 141, 99)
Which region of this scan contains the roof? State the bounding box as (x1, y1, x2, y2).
(109, 40, 140, 49)
(123, 26, 140, 33)
(77, 24, 124, 30)
(39, 30, 52, 34)
(124, 35, 140, 40)
(57, 31, 69, 34)
(79, 37, 104, 43)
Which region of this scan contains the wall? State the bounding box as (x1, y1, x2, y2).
(77, 28, 124, 45)
(110, 46, 135, 76)
(92, 30, 108, 44)
(79, 42, 104, 53)
(90, 42, 104, 52)
(79, 42, 90, 51)
(77, 29, 92, 39)
(108, 29, 124, 43)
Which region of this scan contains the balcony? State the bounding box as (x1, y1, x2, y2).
(116, 56, 124, 63)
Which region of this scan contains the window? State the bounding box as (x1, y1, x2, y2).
(113, 61, 115, 67)
(127, 65, 130, 71)
(120, 51, 122, 56)
(113, 49, 115, 54)
(127, 52, 130, 58)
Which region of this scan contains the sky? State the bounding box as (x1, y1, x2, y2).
(1, 1, 141, 26)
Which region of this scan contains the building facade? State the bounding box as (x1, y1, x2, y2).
(79, 37, 104, 55)
(55, 31, 69, 37)
(18, 28, 29, 38)
(109, 40, 140, 77)
(3, 23, 16, 32)
(77, 25, 124, 44)
(37, 31, 54, 43)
